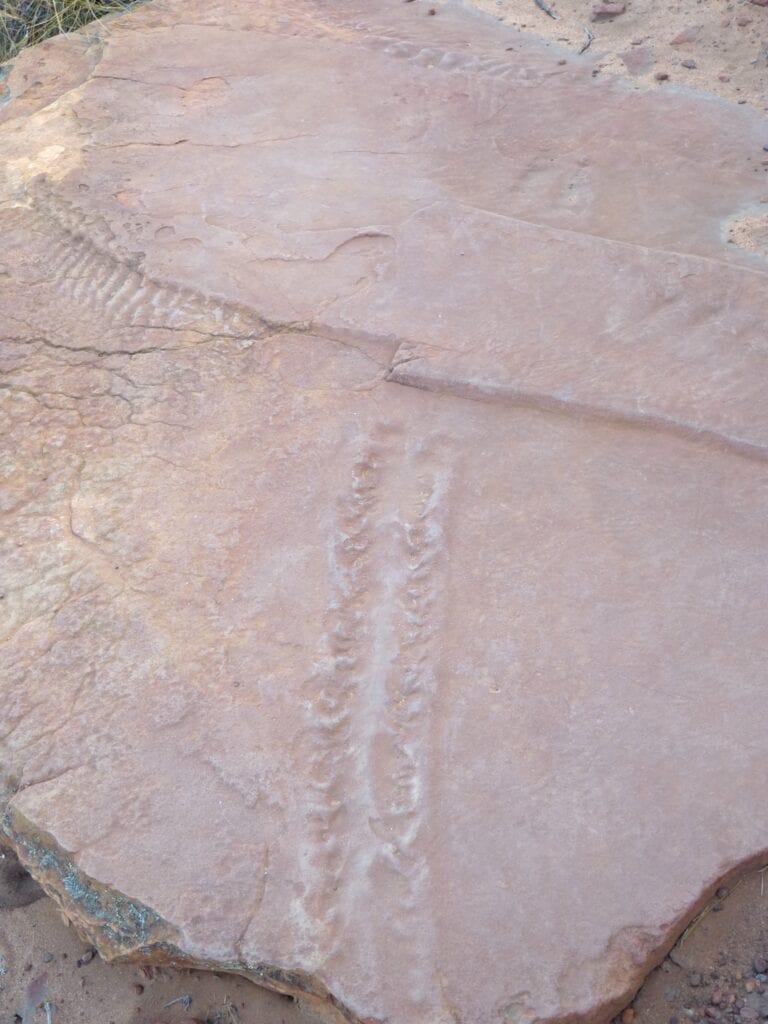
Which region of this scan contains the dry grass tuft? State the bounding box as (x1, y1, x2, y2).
(0, 0, 138, 63)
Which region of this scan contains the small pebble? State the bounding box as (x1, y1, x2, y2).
(133, 983, 145, 995)
(622, 1010, 635, 1024)
(591, 1, 626, 18)
(747, 982, 758, 994)
(670, 24, 703, 44)
(713, 991, 724, 1005)
(655, 70, 670, 80)
(755, 959, 768, 975)
(716, 888, 729, 900)
(42, 951, 54, 963)
(681, 58, 697, 68)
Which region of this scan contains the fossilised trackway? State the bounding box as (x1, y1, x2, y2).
(1, 2, 768, 1023)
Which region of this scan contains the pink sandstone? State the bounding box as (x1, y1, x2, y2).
(1, 2, 768, 1023)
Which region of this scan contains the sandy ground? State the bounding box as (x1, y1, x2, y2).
(633, 866, 768, 1024)
(1, 2, 767, 1022)
(457, 0, 768, 109)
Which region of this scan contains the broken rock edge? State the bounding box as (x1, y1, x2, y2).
(2, 785, 768, 1024)
(0, 797, 362, 1024)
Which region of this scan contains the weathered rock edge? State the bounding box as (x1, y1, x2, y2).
(2, 788, 767, 1024)
(0, 797, 359, 1024)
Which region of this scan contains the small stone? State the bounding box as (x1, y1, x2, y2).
(655, 70, 670, 80)
(747, 981, 758, 994)
(719, 74, 731, 81)
(755, 958, 767, 975)
(741, 1010, 759, 1022)
(77, 947, 97, 967)
(42, 951, 54, 963)
(749, 0, 768, 7)
(716, 887, 729, 899)
(623, 1010, 636, 1024)
(737, 17, 753, 26)
(705, 1010, 719, 1020)
(691, 974, 704, 988)
(671, 24, 703, 44)
(591, 1, 625, 18)
(133, 983, 145, 995)
(681, 58, 697, 68)
(713, 991, 724, 1005)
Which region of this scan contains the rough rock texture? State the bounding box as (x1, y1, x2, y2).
(1, 2, 768, 1023)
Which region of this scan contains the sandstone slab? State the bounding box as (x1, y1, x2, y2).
(2, 3, 768, 1024)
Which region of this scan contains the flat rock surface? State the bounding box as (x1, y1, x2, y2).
(1, 3, 768, 1023)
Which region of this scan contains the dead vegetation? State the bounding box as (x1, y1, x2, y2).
(0, 0, 138, 63)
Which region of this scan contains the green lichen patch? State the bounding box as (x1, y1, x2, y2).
(1, 804, 180, 957)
